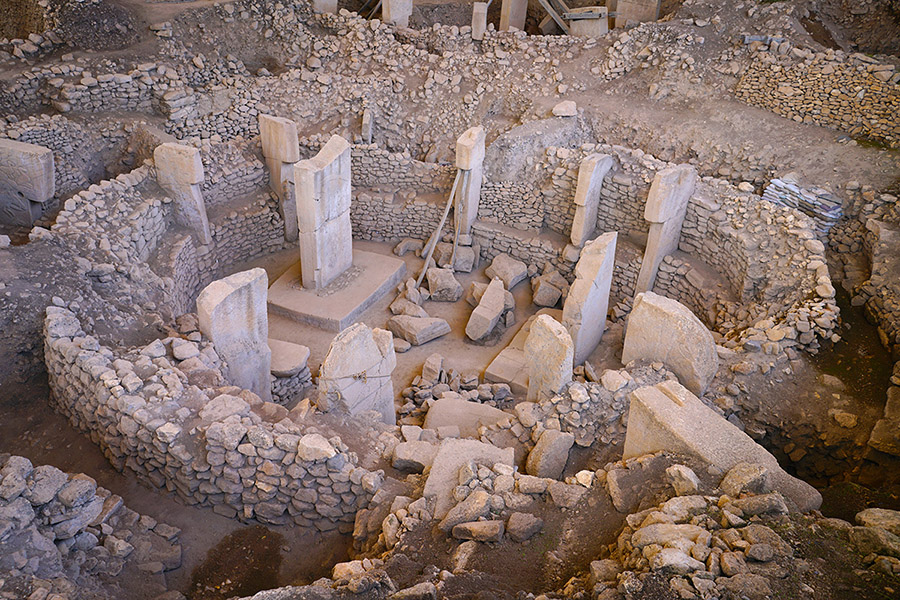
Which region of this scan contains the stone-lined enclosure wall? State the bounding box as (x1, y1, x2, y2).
(43, 307, 383, 531)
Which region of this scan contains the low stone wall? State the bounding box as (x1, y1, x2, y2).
(735, 49, 900, 148)
(352, 190, 446, 242)
(200, 139, 268, 207)
(351, 144, 455, 192)
(479, 182, 543, 231)
(43, 307, 384, 531)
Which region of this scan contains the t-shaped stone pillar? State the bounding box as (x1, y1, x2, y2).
(197, 268, 272, 402)
(294, 135, 353, 290)
(570, 154, 615, 247)
(455, 126, 485, 237)
(383, 0, 412, 28)
(154, 143, 211, 245)
(0, 139, 54, 226)
(472, 3, 488, 41)
(259, 114, 300, 242)
(634, 165, 697, 294)
(562, 231, 617, 365)
(500, 0, 528, 31)
(525, 314, 574, 402)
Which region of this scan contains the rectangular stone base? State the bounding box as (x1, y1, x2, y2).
(267, 249, 407, 332)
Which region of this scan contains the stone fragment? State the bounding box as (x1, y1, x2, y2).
(452, 520, 505, 542)
(425, 440, 514, 518)
(0, 139, 54, 226)
(440, 490, 491, 531)
(665, 464, 700, 496)
(552, 100, 577, 117)
(466, 278, 506, 340)
(719, 463, 769, 497)
(507, 512, 543, 542)
(525, 314, 573, 402)
(268, 339, 310, 377)
(392, 441, 439, 473)
(856, 508, 900, 537)
(387, 316, 451, 346)
(526, 429, 574, 479)
(485, 253, 527, 289)
(423, 397, 509, 438)
(562, 232, 616, 364)
(297, 434, 337, 462)
(426, 268, 463, 302)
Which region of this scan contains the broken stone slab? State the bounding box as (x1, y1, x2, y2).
(485, 253, 528, 289)
(532, 269, 569, 307)
(665, 465, 701, 496)
(562, 232, 616, 365)
(570, 154, 614, 247)
(392, 441, 439, 473)
(423, 397, 510, 438)
(525, 314, 574, 402)
(622, 291, 718, 395)
(424, 439, 515, 518)
(624, 380, 822, 512)
(434, 242, 477, 273)
(484, 309, 562, 396)
(856, 508, 900, 537)
(552, 100, 577, 117)
(439, 489, 491, 532)
(387, 315, 451, 346)
(268, 338, 310, 377)
(507, 512, 543, 542)
(154, 142, 211, 244)
(426, 267, 463, 302)
(197, 268, 272, 402)
(466, 278, 506, 341)
(526, 429, 574, 480)
(318, 323, 396, 424)
(452, 520, 505, 542)
(0, 139, 54, 226)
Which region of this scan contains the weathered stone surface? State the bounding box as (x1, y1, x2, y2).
(318, 323, 396, 424)
(665, 464, 700, 496)
(423, 397, 509, 438)
(199, 394, 250, 421)
(719, 463, 769, 497)
(424, 439, 514, 518)
(0, 139, 54, 226)
(268, 338, 310, 377)
(297, 434, 337, 461)
(197, 268, 272, 402)
(382, 0, 413, 28)
(562, 232, 616, 364)
(570, 154, 614, 246)
(452, 520, 505, 542)
(525, 429, 574, 479)
(387, 315, 451, 346)
(849, 526, 900, 558)
(439, 490, 491, 531)
(426, 268, 463, 302)
(507, 512, 543, 542)
(485, 253, 528, 289)
(525, 314, 573, 402)
(624, 380, 822, 512)
(622, 291, 718, 395)
(466, 278, 506, 340)
(456, 126, 485, 235)
(392, 441, 439, 473)
(154, 142, 211, 243)
(856, 508, 900, 537)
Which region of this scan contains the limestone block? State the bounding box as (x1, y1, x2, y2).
(383, 0, 412, 28)
(197, 269, 272, 401)
(259, 114, 300, 162)
(500, 0, 528, 31)
(312, 0, 337, 13)
(295, 135, 352, 233)
(644, 165, 697, 223)
(393, 441, 439, 472)
(423, 396, 509, 438)
(456, 126, 486, 170)
(387, 315, 451, 346)
(485, 253, 528, 289)
(426, 267, 463, 302)
(466, 278, 506, 341)
(268, 338, 310, 377)
(615, 0, 660, 27)
(318, 323, 396, 425)
(525, 314, 574, 402)
(568, 7, 609, 37)
(552, 101, 578, 117)
(624, 380, 822, 512)
(298, 210, 353, 289)
(570, 154, 614, 246)
(0, 139, 54, 225)
(424, 439, 515, 518)
(526, 429, 575, 479)
(622, 291, 718, 395)
(472, 3, 488, 41)
(154, 143, 203, 187)
(562, 232, 617, 364)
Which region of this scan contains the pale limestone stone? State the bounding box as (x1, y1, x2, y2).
(424, 439, 515, 518)
(500, 0, 528, 31)
(456, 126, 485, 235)
(154, 143, 211, 244)
(568, 7, 609, 37)
(570, 154, 614, 246)
(622, 291, 717, 395)
(472, 3, 488, 40)
(197, 269, 271, 401)
(382, 0, 412, 28)
(615, 0, 661, 28)
(485, 253, 527, 289)
(0, 139, 54, 226)
(259, 114, 300, 241)
(387, 315, 451, 346)
(562, 232, 617, 365)
(268, 338, 310, 377)
(311, 0, 337, 13)
(525, 314, 573, 402)
(423, 397, 509, 438)
(466, 278, 506, 341)
(318, 323, 396, 424)
(526, 429, 574, 479)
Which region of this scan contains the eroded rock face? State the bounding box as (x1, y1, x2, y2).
(318, 323, 397, 424)
(622, 291, 718, 395)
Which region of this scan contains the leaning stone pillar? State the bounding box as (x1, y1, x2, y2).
(154, 143, 211, 245)
(562, 231, 617, 365)
(455, 126, 485, 237)
(0, 139, 54, 226)
(197, 268, 272, 402)
(570, 153, 614, 247)
(525, 314, 574, 402)
(294, 135, 353, 290)
(634, 165, 696, 294)
(500, 0, 528, 31)
(383, 0, 412, 28)
(259, 114, 300, 242)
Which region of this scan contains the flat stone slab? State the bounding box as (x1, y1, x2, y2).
(268, 249, 406, 331)
(268, 338, 310, 377)
(424, 438, 515, 519)
(423, 397, 510, 438)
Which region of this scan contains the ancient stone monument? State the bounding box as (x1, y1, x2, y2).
(455, 126, 485, 237)
(562, 231, 617, 365)
(317, 323, 397, 424)
(0, 139, 54, 226)
(383, 0, 412, 28)
(472, 3, 488, 41)
(525, 314, 574, 402)
(570, 154, 615, 247)
(312, 0, 337, 14)
(154, 142, 212, 245)
(615, 0, 661, 28)
(500, 0, 528, 31)
(635, 164, 697, 294)
(622, 291, 718, 395)
(259, 114, 300, 241)
(196, 268, 272, 402)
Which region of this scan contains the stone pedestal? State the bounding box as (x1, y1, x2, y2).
(197, 268, 272, 401)
(259, 114, 300, 242)
(294, 135, 353, 290)
(571, 154, 614, 247)
(562, 231, 617, 365)
(455, 126, 485, 236)
(154, 143, 211, 245)
(0, 139, 54, 226)
(635, 165, 696, 294)
(500, 0, 528, 31)
(383, 0, 412, 28)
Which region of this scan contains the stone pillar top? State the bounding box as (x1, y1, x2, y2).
(456, 126, 486, 170)
(154, 143, 204, 187)
(0, 139, 55, 203)
(644, 164, 697, 223)
(259, 114, 300, 163)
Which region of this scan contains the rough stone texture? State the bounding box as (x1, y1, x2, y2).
(318, 323, 396, 424)
(197, 268, 272, 402)
(856, 508, 900, 537)
(562, 232, 617, 365)
(154, 142, 211, 244)
(423, 396, 509, 438)
(426, 267, 463, 302)
(525, 314, 574, 402)
(507, 512, 543, 542)
(259, 113, 300, 241)
(624, 380, 822, 512)
(382, 0, 412, 28)
(622, 291, 718, 395)
(387, 315, 451, 346)
(0, 138, 54, 225)
(466, 278, 506, 341)
(485, 253, 528, 289)
(423, 439, 514, 519)
(525, 429, 574, 479)
(455, 126, 485, 235)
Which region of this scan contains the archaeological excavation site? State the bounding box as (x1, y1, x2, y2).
(1, 0, 900, 599)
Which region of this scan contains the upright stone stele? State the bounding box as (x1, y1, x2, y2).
(294, 135, 353, 290)
(311, 0, 337, 13)
(634, 164, 696, 294)
(562, 231, 617, 365)
(318, 323, 397, 425)
(383, 0, 412, 28)
(259, 114, 300, 242)
(525, 314, 574, 402)
(615, 0, 660, 28)
(197, 268, 272, 402)
(0, 139, 54, 226)
(570, 154, 614, 247)
(472, 3, 488, 41)
(455, 126, 485, 236)
(500, 0, 528, 31)
(154, 143, 212, 245)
